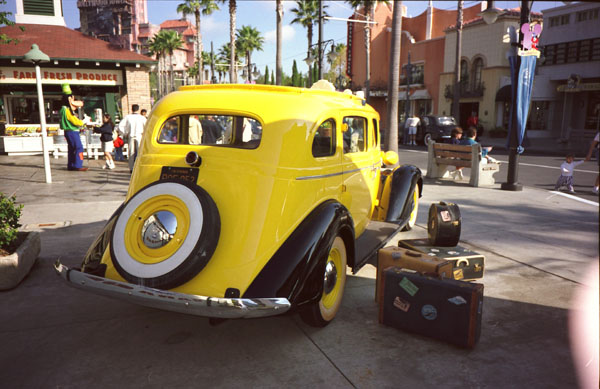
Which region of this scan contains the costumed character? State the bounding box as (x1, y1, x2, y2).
(60, 83, 89, 171)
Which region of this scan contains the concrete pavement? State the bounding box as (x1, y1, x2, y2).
(0, 154, 598, 388)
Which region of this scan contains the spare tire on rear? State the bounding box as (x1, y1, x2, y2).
(110, 179, 220, 290)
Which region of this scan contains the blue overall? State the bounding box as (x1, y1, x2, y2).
(64, 130, 84, 169)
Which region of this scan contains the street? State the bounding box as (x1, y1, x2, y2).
(0, 155, 598, 388)
(398, 145, 600, 204)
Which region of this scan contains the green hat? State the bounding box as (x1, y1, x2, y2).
(61, 83, 72, 95)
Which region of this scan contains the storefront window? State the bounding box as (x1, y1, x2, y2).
(528, 101, 550, 130)
(585, 92, 600, 130)
(4, 96, 62, 125)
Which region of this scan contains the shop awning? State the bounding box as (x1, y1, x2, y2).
(397, 89, 431, 100)
(495, 85, 512, 102)
(410, 89, 431, 100)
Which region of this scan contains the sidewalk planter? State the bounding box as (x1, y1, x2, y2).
(0, 231, 41, 290)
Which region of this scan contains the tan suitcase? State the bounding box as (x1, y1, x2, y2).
(376, 246, 453, 302)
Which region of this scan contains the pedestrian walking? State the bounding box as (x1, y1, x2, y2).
(119, 104, 147, 172)
(554, 153, 584, 193)
(93, 113, 115, 170)
(404, 114, 420, 146)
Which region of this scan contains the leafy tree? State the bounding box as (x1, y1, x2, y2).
(291, 60, 300, 87)
(0, 0, 24, 45)
(148, 33, 168, 96)
(177, 0, 220, 84)
(161, 30, 184, 92)
(263, 65, 269, 84)
(236, 25, 264, 83)
(271, 70, 275, 85)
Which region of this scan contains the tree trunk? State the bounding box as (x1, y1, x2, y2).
(452, 1, 463, 121)
(276, 0, 283, 85)
(247, 52, 252, 83)
(307, 24, 313, 87)
(169, 52, 175, 92)
(385, 1, 402, 156)
(196, 9, 203, 84)
(230, 0, 237, 83)
(364, 5, 372, 104)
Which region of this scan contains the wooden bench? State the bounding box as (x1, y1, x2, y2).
(426, 141, 500, 187)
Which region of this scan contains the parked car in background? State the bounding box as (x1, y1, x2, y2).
(55, 83, 423, 328)
(418, 115, 458, 145)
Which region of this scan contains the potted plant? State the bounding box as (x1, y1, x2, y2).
(0, 193, 40, 290)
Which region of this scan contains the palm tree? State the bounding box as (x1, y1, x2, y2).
(217, 0, 237, 83)
(218, 43, 235, 83)
(276, 0, 283, 85)
(177, 0, 220, 84)
(290, 0, 319, 86)
(236, 25, 264, 83)
(147, 34, 167, 97)
(162, 30, 184, 92)
(385, 0, 402, 156)
(347, 0, 388, 103)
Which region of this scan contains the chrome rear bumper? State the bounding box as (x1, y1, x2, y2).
(54, 261, 291, 319)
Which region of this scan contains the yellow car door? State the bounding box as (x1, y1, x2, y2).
(341, 115, 380, 237)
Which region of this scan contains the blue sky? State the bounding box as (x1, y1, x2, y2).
(3, 0, 561, 75)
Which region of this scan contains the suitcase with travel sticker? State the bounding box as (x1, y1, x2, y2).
(378, 267, 484, 348)
(376, 246, 453, 302)
(398, 238, 485, 280)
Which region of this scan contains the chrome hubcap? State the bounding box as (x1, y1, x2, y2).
(141, 210, 177, 248)
(323, 260, 338, 294)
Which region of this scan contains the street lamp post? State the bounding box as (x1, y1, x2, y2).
(23, 44, 52, 184)
(305, 39, 335, 86)
(501, 0, 531, 192)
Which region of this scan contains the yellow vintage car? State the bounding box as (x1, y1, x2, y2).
(55, 83, 422, 327)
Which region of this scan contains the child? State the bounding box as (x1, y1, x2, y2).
(449, 126, 463, 145)
(555, 153, 584, 193)
(93, 113, 116, 169)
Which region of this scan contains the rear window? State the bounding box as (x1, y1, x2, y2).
(157, 114, 261, 149)
(437, 116, 456, 126)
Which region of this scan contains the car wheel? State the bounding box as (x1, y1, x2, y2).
(300, 236, 347, 327)
(110, 179, 220, 290)
(402, 184, 419, 231)
(423, 133, 433, 146)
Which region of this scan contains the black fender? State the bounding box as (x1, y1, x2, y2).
(243, 200, 355, 308)
(80, 202, 125, 276)
(385, 164, 422, 225)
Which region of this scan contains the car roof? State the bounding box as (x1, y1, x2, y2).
(152, 84, 378, 125)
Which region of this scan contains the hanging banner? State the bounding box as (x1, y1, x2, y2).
(516, 56, 537, 153)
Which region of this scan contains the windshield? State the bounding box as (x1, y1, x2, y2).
(436, 116, 457, 126)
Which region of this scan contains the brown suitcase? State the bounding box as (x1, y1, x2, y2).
(398, 238, 485, 280)
(376, 246, 453, 302)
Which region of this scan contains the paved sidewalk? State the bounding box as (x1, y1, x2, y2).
(0, 154, 598, 388)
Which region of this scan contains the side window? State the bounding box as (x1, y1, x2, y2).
(343, 116, 366, 153)
(157, 114, 261, 149)
(371, 118, 378, 148)
(312, 119, 336, 157)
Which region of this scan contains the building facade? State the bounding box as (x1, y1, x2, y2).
(77, 0, 148, 53)
(536, 2, 600, 143)
(346, 1, 484, 132)
(437, 9, 542, 132)
(0, 0, 155, 141)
